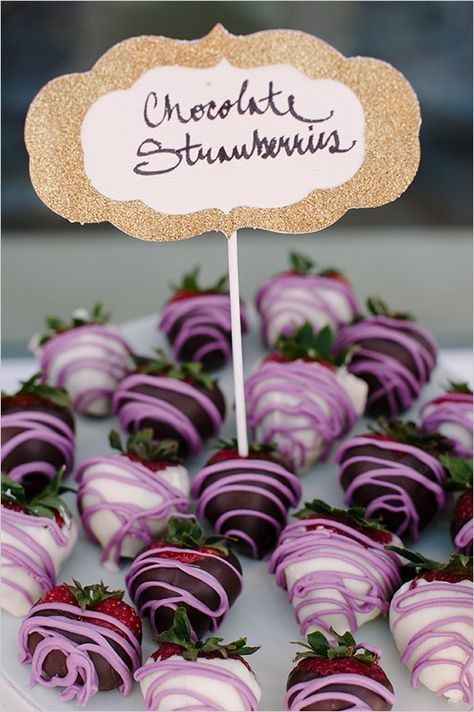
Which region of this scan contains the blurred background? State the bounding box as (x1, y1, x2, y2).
(2, 1, 473, 356)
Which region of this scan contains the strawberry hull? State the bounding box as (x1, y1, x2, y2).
(421, 391, 473, 458)
(1, 401, 75, 495)
(126, 545, 242, 637)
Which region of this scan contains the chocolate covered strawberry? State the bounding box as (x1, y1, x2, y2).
(113, 350, 226, 457)
(256, 251, 360, 347)
(192, 439, 301, 558)
(421, 381, 473, 457)
(160, 266, 248, 370)
(1, 470, 77, 616)
(337, 419, 451, 540)
(270, 499, 402, 638)
(135, 606, 261, 711)
(19, 580, 141, 705)
(389, 550, 473, 704)
(335, 297, 437, 417)
(77, 429, 190, 570)
(286, 630, 394, 710)
(1, 373, 75, 495)
(31, 303, 134, 417)
(126, 515, 242, 638)
(441, 455, 473, 555)
(245, 324, 367, 472)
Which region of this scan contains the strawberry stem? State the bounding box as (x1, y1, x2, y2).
(170, 267, 228, 295)
(157, 607, 259, 662)
(447, 381, 473, 395)
(109, 429, 181, 463)
(292, 630, 378, 665)
(369, 418, 452, 456)
(441, 456, 473, 492)
(274, 323, 347, 365)
(68, 580, 123, 610)
(366, 296, 413, 321)
(294, 499, 390, 534)
(38, 303, 110, 346)
(163, 516, 231, 556)
(2, 372, 71, 410)
(133, 350, 215, 390)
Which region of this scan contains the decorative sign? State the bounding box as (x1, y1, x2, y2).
(25, 25, 420, 241)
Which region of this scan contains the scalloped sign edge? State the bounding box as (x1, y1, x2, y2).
(25, 24, 421, 241)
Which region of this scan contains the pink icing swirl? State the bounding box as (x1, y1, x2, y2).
(256, 273, 360, 346)
(192, 458, 301, 558)
(2, 507, 73, 610)
(421, 392, 473, 458)
(76, 456, 189, 568)
(286, 671, 395, 710)
(160, 294, 248, 365)
(337, 436, 446, 540)
(18, 602, 141, 706)
(126, 546, 242, 636)
(135, 657, 259, 711)
(335, 316, 437, 416)
(270, 518, 401, 637)
(113, 374, 224, 455)
(390, 580, 473, 704)
(39, 324, 133, 415)
(245, 360, 359, 472)
(1, 410, 75, 483)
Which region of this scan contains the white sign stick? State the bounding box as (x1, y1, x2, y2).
(227, 230, 249, 457)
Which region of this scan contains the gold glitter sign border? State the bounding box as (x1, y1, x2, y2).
(25, 24, 421, 241)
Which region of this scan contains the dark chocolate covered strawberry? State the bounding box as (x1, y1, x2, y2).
(135, 606, 261, 710)
(421, 381, 473, 457)
(270, 499, 402, 638)
(113, 350, 226, 457)
(441, 455, 473, 555)
(31, 303, 134, 417)
(160, 266, 248, 370)
(1, 470, 78, 616)
(337, 419, 451, 540)
(126, 515, 242, 638)
(286, 630, 394, 710)
(389, 550, 473, 704)
(335, 297, 437, 417)
(77, 429, 190, 570)
(256, 251, 360, 347)
(192, 439, 302, 558)
(19, 580, 141, 705)
(245, 324, 367, 472)
(1, 373, 75, 495)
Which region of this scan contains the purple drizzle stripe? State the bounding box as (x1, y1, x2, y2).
(192, 458, 301, 557)
(421, 393, 473, 457)
(160, 294, 248, 364)
(335, 316, 437, 416)
(255, 273, 360, 346)
(39, 325, 132, 414)
(337, 436, 446, 540)
(286, 672, 395, 710)
(18, 602, 141, 707)
(390, 580, 473, 704)
(113, 374, 224, 455)
(76, 456, 189, 567)
(135, 657, 259, 711)
(245, 360, 358, 472)
(1, 411, 75, 482)
(126, 546, 242, 636)
(455, 519, 473, 553)
(2, 507, 70, 607)
(270, 518, 401, 637)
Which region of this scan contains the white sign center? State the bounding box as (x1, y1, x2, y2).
(81, 60, 365, 215)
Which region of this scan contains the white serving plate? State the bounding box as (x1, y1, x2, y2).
(1, 313, 470, 712)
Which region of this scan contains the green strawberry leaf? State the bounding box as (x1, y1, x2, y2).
(441, 456, 473, 491)
(366, 296, 413, 321)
